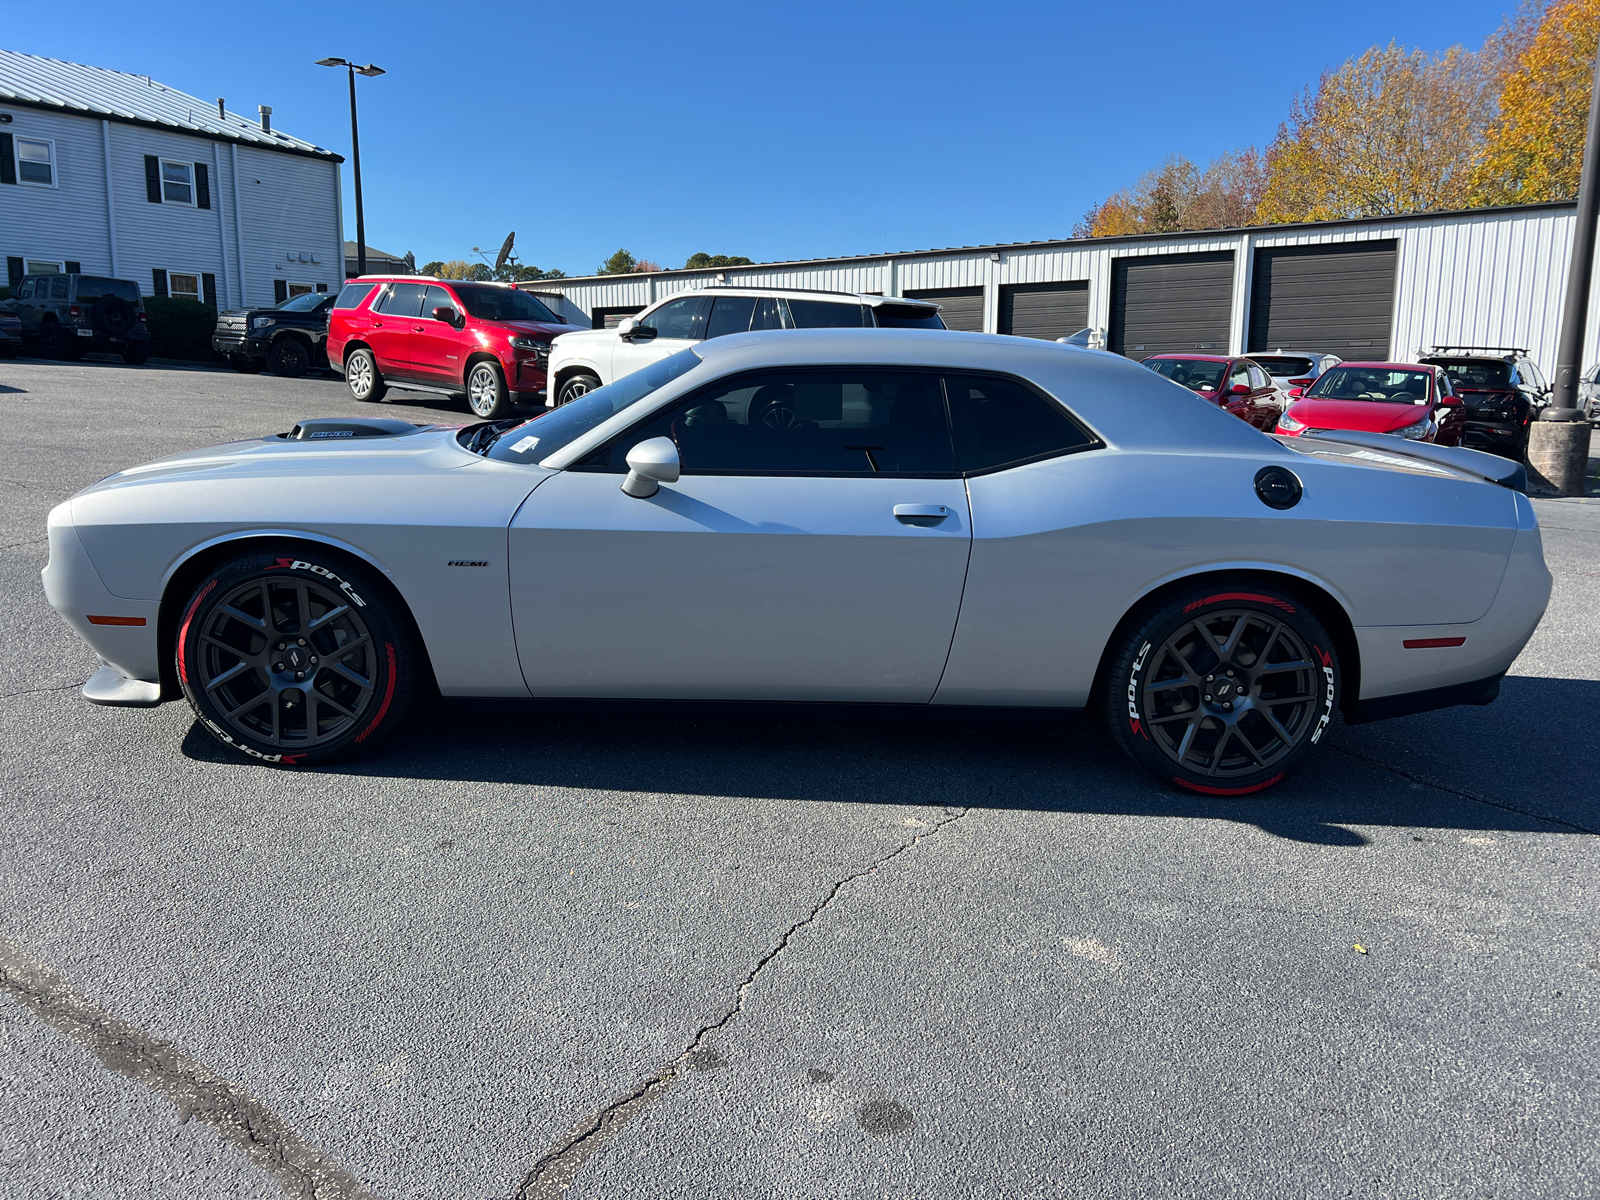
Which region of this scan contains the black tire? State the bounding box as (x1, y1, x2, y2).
(228, 353, 264, 374)
(44, 323, 81, 360)
(466, 359, 512, 418)
(121, 345, 149, 365)
(268, 337, 311, 378)
(556, 371, 601, 407)
(345, 347, 387, 402)
(176, 548, 417, 765)
(93, 294, 138, 338)
(1102, 580, 1339, 796)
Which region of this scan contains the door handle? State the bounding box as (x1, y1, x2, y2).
(413, 325, 425, 332)
(894, 503, 951, 522)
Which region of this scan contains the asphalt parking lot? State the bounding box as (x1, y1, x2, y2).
(1, 355, 1596, 1200)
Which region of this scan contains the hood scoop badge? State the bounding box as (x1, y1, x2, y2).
(280, 418, 425, 441)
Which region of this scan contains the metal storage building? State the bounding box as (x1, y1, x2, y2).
(532, 201, 1600, 370)
(1, 49, 345, 307)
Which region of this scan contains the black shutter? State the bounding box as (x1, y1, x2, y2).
(195, 162, 210, 209)
(315, 282, 328, 293)
(273, 279, 288, 304)
(6, 257, 22, 287)
(144, 155, 162, 203)
(202, 273, 217, 307)
(0, 133, 15, 185)
(66, 260, 82, 275)
(152, 269, 168, 298)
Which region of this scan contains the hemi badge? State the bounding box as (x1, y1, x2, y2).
(87, 615, 147, 626)
(447, 560, 489, 567)
(1403, 637, 1466, 649)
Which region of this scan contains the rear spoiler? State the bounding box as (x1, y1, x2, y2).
(1300, 429, 1528, 492)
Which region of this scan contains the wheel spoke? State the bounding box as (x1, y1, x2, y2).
(1217, 614, 1249, 661)
(1174, 718, 1201, 763)
(1148, 710, 1195, 725)
(1258, 705, 1297, 748)
(200, 633, 251, 658)
(203, 660, 254, 692)
(309, 604, 349, 632)
(295, 583, 313, 638)
(326, 661, 372, 689)
(333, 634, 371, 657)
(225, 692, 269, 722)
(1144, 675, 1194, 695)
(217, 604, 266, 631)
(1259, 660, 1313, 676)
(312, 688, 360, 720)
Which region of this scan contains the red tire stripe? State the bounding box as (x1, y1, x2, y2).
(1173, 773, 1286, 796)
(353, 642, 397, 744)
(175, 578, 218, 685)
(1183, 592, 1296, 614)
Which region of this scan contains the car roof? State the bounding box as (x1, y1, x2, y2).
(1143, 353, 1235, 363)
(649, 286, 939, 310)
(1331, 361, 1435, 371)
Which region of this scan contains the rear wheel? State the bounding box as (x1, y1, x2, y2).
(556, 371, 600, 407)
(467, 360, 512, 418)
(177, 548, 417, 765)
(268, 337, 311, 378)
(1103, 581, 1339, 795)
(345, 348, 387, 402)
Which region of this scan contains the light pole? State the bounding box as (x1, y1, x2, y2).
(315, 57, 385, 279)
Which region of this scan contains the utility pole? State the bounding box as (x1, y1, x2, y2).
(315, 58, 386, 280)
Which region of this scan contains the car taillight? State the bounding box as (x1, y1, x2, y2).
(137, 312, 147, 322)
(1288, 376, 1314, 388)
(69, 305, 80, 317)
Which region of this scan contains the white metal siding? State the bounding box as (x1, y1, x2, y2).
(235, 146, 343, 306)
(536, 206, 1600, 370)
(0, 108, 114, 273)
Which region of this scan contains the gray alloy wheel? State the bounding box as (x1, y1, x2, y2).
(556, 372, 600, 407)
(345, 348, 387, 402)
(467, 361, 512, 418)
(268, 337, 311, 378)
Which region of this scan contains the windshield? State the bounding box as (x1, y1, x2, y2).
(1145, 358, 1229, 391)
(74, 277, 141, 304)
(872, 303, 945, 329)
(1252, 355, 1316, 377)
(1306, 367, 1433, 403)
(453, 285, 561, 324)
(485, 348, 704, 464)
(1428, 359, 1512, 390)
(276, 292, 328, 312)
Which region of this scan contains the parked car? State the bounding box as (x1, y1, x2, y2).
(11, 273, 150, 363)
(547, 288, 945, 407)
(0, 299, 21, 356)
(1580, 362, 1600, 423)
(212, 292, 336, 377)
(326, 277, 586, 418)
(45, 330, 1547, 797)
(1275, 362, 1464, 445)
(1417, 347, 1548, 460)
(1249, 350, 1342, 397)
(1140, 354, 1286, 431)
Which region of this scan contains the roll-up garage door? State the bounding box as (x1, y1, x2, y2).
(1248, 241, 1397, 359)
(999, 281, 1090, 341)
(906, 287, 984, 332)
(1109, 251, 1234, 360)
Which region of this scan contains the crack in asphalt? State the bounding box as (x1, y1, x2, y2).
(0, 934, 383, 1200)
(0, 682, 79, 701)
(508, 804, 974, 1200)
(1329, 744, 1598, 836)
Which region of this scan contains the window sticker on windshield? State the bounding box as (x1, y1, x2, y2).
(511, 435, 540, 454)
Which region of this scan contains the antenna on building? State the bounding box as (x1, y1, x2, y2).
(258, 105, 272, 133)
(217, 98, 226, 121)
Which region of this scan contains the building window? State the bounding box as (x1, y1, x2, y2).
(168, 271, 201, 301)
(16, 137, 56, 187)
(286, 282, 314, 298)
(26, 259, 63, 275)
(161, 160, 193, 205)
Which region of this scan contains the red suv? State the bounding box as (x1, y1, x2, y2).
(327, 278, 584, 418)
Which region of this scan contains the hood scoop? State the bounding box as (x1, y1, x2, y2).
(280, 418, 426, 441)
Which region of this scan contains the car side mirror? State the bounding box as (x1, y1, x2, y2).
(1231, 383, 1251, 396)
(620, 436, 680, 498)
(432, 306, 460, 326)
(1439, 394, 1462, 406)
(1287, 386, 1305, 399)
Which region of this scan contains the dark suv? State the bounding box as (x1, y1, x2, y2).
(212, 291, 335, 377)
(12, 273, 150, 363)
(1417, 346, 1550, 460)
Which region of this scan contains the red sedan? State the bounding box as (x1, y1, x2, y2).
(1141, 354, 1285, 430)
(1275, 362, 1464, 445)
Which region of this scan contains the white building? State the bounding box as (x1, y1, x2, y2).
(1, 49, 344, 307)
(534, 201, 1600, 370)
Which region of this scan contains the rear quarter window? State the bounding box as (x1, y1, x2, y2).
(785, 299, 872, 329)
(1251, 355, 1316, 377)
(944, 374, 1101, 473)
(334, 283, 379, 310)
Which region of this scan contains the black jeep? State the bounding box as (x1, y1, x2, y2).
(212, 292, 334, 378)
(1418, 346, 1551, 461)
(13, 274, 151, 363)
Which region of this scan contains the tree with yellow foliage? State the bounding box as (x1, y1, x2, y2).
(1471, 0, 1600, 204)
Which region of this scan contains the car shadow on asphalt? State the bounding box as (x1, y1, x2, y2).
(178, 675, 1600, 847)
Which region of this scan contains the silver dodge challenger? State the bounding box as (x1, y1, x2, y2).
(43, 330, 1550, 794)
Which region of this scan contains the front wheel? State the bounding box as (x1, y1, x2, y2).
(467, 360, 512, 418)
(556, 371, 601, 407)
(345, 348, 387, 402)
(1103, 581, 1339, 795)
(177, 548, 417, 765)
(268, 337, 311, 378)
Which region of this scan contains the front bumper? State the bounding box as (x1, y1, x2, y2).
(41, 502, 162, 687)
(212, 332, 267, 356)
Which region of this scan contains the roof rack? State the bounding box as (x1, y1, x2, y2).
(1425, 345, 1530, 357)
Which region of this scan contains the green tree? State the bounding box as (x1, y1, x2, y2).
(684, 252, 754, 270)
(598, 249, 638, 275)
(419, 260, 446, 277)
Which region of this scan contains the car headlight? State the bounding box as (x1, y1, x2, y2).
(1277, 413, 1306, 432)
(251, 317, 275, 329)
(1395, 417, 1433, 440)
(510, 335, 549, 352)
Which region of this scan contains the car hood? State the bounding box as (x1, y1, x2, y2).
(74, 424, 478, 496)
(1288, 399, 1428, 432)
(487, 319, 586, 339)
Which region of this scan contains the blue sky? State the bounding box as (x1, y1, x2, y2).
(10, 0, 1521, 276)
